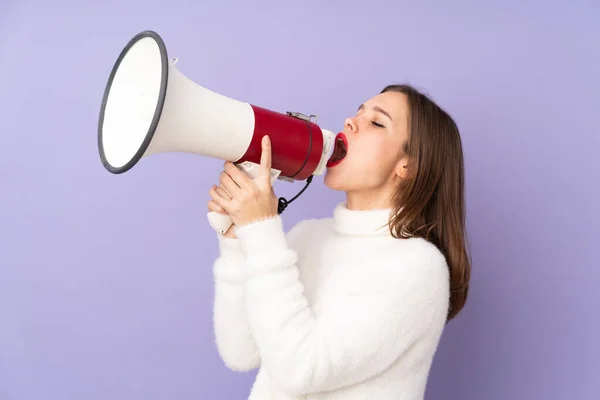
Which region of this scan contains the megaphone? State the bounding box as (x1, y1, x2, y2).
(97, 30, 347, 234)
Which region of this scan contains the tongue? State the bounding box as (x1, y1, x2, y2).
(327, 138, 346, 167)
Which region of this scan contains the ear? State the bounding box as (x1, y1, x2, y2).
(394, 158, 410, 179)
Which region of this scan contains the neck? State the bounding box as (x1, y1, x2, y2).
(333, 202, 393, 236)
(345, 187, 394, 211)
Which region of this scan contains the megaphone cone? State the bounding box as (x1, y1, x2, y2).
(98, 30, 343, 234)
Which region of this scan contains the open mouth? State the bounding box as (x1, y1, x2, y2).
(326, 133, 348, 168)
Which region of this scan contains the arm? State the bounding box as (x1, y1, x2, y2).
(212, 234, 260, 371)
(235, 216, 449, 395)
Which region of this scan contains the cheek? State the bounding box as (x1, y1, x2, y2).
(361, 141, 403, 182)
(354, 140, 395, 168)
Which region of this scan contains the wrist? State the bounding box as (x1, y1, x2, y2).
(235, 215, 287, 256)
(217, 234, 242, 257)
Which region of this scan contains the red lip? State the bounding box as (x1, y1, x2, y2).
(326, 132, 348, 168)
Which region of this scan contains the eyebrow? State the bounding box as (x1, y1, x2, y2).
(357, 104, 393, 122)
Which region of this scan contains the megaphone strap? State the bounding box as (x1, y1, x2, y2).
(276, 111, 317, 215)
(277, 175, 314, 215)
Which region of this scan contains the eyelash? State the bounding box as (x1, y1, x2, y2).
(371, 121, 385, 128)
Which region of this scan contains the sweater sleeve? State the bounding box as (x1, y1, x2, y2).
(212, 234, 260, 372)
(234, 215, 449, 396)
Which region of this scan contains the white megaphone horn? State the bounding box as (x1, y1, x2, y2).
(97, 30, 347, 235)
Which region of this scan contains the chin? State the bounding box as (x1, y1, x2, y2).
(324, 166, 349, 191)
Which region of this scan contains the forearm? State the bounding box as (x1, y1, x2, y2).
(212, 235, 260, 371)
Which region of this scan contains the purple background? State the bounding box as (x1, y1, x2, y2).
(1, 0, 599, 399)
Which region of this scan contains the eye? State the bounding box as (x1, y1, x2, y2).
(371, 121, 385, 128)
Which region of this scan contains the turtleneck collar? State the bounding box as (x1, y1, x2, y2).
(332, 202, 393, 236)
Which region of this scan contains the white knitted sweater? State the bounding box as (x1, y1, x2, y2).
(212, 202, 450, 399)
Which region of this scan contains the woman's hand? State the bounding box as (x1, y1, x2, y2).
(209, 135, 278, 228)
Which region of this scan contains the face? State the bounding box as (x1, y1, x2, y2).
(324, 91, 410, 208)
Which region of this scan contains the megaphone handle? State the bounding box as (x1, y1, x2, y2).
(207, 211, 235, 235)
(207, 162, 281, 235)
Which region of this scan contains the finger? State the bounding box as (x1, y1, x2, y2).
(216, 186, 231, 200)
(209, 184, 231, 201)
(260, 135, 272, 174)
(209, 185, 231, 210)
(207, 199, 226, 214)
(224, 162, 251, 189)
(219, 171, 242, 198)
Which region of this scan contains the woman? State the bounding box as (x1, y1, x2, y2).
(208, 84, 471, 399)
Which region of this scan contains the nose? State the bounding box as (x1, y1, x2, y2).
(344, 116, 358, 134)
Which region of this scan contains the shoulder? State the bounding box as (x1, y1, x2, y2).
(392, 237, 448, 277)
(368, 236, 450, 298)
(391, 236, 448, 271)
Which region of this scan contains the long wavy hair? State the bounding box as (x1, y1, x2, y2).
(382, 84, 471, 322)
